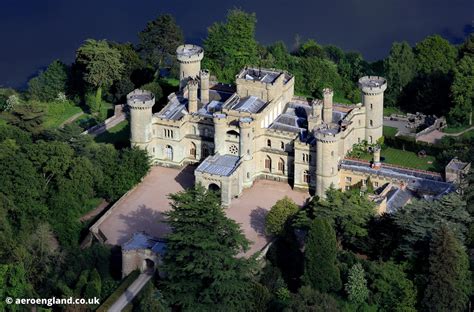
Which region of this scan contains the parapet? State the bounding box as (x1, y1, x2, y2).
(358, 76, 387, 94)
(176, 44, 204, 63)
(213, 113, 227, 123)
(239, 117, 253, 127)
(314, 124, 341, 142)
(127, 89, 155, 109)
(187, 78, 199, 89)
(200, 69, 210, 78)
(323, 88, 334, 96)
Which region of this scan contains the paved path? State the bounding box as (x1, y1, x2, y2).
(416, 126, 474, 144)
(108, 272, 152, 312)
(59, 111, 84, 127)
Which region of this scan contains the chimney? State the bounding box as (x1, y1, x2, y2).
(187, 79, 199, 113)
(200, 69, 210, 105)
(322, 88, 333, 123)
(372, 146, 381, 169)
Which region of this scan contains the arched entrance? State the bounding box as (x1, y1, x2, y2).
(208, 183, 220, 193)
(143, 259, 155, 274)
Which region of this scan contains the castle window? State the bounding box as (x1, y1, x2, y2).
(358, 120, 361, 126)
(281, 141, 284, 150)
(267, 139, 272, 148)
(370, 120, 373, 127)
(202, 146, 210, 158)
(345, 176, 352, 183)
(265, 156, 272, 172)
(303, 170, 310, 183)
(164, 129, 174, 139)
(358, 137, 361, 143)
(369, 136, 373, 143)
(331, 167, 334, 174)
(152, 147, 155, 153)
(165, 145, 173, 160)
(278, 158, 285, 173)
(190, 142, 196, 159)
(331, 151, 335, 157)
(374, 182, 379, 187)
(345, 186, 351, 191)
(153, 129, 155, 135)
(370, 103, 373, 110)
(247, 172, 250, 179)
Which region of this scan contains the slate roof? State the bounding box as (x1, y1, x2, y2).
(230, 96, 267, 113)
(196, 154, 241, 177)
(122, 232, 166, 255)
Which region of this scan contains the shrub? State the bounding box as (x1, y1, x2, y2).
(265, 196, 299, 236)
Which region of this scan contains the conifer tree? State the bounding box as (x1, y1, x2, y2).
(423, 225, 472, 312)
(303, 218, 341, 292)
(345, 263, 369, 304)
(161, 184, 255, 311)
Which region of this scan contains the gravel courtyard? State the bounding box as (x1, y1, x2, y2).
(98, 166, 310, 256)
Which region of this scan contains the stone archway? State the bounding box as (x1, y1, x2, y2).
(142, 258, 155, 274)
(208, 183, 220, 193)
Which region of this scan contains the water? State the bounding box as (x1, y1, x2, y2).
(0, 0, 472, 88)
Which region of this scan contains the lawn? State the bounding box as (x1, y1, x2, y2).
(94, 119, 130, 148)
(358, 147, 438, 171)
(443, 124, 471, 134)
(41, 100, 84, 128)
(159, 77, 180, 87)
(383, 125, 398, 138)
(461, 129, 474, 140)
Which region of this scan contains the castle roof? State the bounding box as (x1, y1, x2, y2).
(196, 154, 240, 177)
(122, 232, 166, 255)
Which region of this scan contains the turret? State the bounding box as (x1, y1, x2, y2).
(358, 76, 387, 144)
(372, 146, 381, 169)
(200, 69, 210, 105)
(314, 128, 340, 197)
(322, 88, 333, 124)
(128, 89, 155, 147)
(308, 100, 323, 130)
(187, 79, 199, 114)
(239, 117, 255, 186)
(213, 113, 227, 155)
(176, 44, 204, 90)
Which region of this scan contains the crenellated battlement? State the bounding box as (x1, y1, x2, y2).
(127, 89, 155, 109)
(176, 44, 204, 63)
(358, 76, 387, 94)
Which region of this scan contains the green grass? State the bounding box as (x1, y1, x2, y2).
(443, 124, 471, 134)
(358, 147, 438, 171)
(0, 118, 6, 126)
(159, 77, 180, 87)
(383, 106, 403, 117)
(383, 126, 398, 138)
(94, 120, 130, 147)
(461, 129, 474, 140)
(97, 270, 140, 312)
(41, 100, 83, 128)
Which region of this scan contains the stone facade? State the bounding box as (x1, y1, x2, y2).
(129, 44, 390, 206)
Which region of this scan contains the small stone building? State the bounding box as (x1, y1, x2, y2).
(121, 232, 166, 278)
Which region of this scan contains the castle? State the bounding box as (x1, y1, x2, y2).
(128, 44, 456, 208)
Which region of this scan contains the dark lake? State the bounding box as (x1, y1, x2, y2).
(1, 0, 472, 88)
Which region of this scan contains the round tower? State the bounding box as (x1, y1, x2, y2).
(187, 79, 199, 114)
(127, 89, 155, 147)
(176, 44, 204, 90)
(315, 130, 340, 197)
(239, 117, 255, 186)
(213, 113, 227, 155)
(322, 88, 334, 124)
(358, 76, 387, 144)
(200, 69, 210, 105)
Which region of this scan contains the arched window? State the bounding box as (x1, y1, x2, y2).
(369, 136, 373, 143)
(267, 139, 272, 148)
(165, 145, 173, 160)
(369, 120, 373, 127)
(192, 126, 197, 135)
(303, 170, 310, 183)
(265, 156, 272, 172)
(190, 142, 196, 159)
(281, 141, 284, 150)
(278, 158, 285, 173)
(370, 103, 373, 110)
(202, 145, 209, 158)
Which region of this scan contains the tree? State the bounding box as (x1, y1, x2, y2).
(303, 218, 341, 292)
(422, 225, 471, 312)
(28, 60, 69, 101)
(449, 55, 473, 126)
(289, 286, 340, 312)
(161, 184, 256, 311)
(295, 188, 375, 246)
(138, 14, 184, 70)
(0, 263, 33, 312)
(76, 39, 124, 112)
(298, 39, 326, 58)
(394, 193, 470, 258)
(345, 263, 369, 304)
(384, 42, 416, 106)
(204, 9, 259, 82)
(292, 57, 343, 97)
(414, 35, 457, 75)
(265, 196, 299, 236)
(140, 81, 163, 102)
(366, 261, 417, 312)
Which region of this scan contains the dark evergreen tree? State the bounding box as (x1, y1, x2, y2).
(303, 218, 341, 292)
(28, 60, 69, 102)
(423, 225, 471, 312)
(161, 184, 256, 311)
